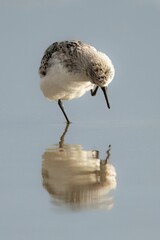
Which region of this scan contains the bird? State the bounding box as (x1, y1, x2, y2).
(39, 40, 115, 123)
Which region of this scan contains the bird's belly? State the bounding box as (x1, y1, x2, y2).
(40, 65, 94, 101)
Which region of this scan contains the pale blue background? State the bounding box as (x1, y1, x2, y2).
(0, 0, 160, 240)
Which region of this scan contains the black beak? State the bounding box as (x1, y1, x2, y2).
(101, 87, 110, 109)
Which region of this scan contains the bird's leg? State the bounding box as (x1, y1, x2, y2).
(59, 123, 70, 148)
(91, 86, 99, 96)
(58, 99, 71, 124)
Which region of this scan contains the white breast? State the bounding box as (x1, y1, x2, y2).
(40, 63, 94, 101)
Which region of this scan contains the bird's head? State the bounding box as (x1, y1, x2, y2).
(88, 51, 115, 109)
(90, 51, 115, 87)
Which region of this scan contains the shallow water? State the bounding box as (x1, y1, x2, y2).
(0, 121, 160, 239)
(1, 0, 160, 239)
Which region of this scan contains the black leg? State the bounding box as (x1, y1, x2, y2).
(59, 123, 70, 148)
(58, 99, 71, 124)
(91, 86, 99, 96)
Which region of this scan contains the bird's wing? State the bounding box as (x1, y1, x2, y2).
(39, 42, 60, 77)
(39, 41, 85, 77)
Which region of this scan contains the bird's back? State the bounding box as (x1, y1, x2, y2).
(39, 41, 91, 77)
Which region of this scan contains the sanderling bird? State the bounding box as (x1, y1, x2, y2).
(39, 40, 115, 123)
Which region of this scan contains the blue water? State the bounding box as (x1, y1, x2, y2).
(0, 0, 160, 239)
(0, 120, 159, 239)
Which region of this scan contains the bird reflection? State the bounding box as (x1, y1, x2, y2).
(42, 124, 117, 211)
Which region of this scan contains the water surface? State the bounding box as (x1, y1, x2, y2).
(0, 0, 160, 239)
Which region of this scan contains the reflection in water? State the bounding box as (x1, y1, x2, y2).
(42, 124, 117, 211)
